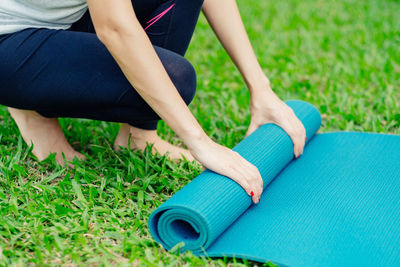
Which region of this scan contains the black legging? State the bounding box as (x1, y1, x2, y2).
(0, 0, 204, 130)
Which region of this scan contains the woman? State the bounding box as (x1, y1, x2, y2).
(0, 0, 306, 203)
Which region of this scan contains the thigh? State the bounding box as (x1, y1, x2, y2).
(131, 0, 203, 56)
(131, 0, 168, 28)
(68, 0, 171, 34)
(0, 27, 195, 122)
(0, 28, 135, 111)
(67, 0, 201, 56)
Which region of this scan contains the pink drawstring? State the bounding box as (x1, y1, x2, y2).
(144, 3, 176, 31)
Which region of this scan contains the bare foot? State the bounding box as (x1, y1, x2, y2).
(114, 123, 198, 163)
(8, 107, 86, 165)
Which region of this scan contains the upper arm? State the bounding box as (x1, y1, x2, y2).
(86, 0, 142, 42)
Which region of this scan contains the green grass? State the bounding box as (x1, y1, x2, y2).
(0, 0, 399, 265)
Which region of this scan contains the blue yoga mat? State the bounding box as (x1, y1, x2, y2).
(148, 100, 400, 266)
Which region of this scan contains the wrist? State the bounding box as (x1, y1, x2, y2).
(249, 88, 283, 116)
(245, 69, 271, 94)
(180, 127, 210, 151)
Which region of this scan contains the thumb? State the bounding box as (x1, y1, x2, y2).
(245, 120, 259, 138)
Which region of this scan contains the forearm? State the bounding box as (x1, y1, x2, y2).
(87, 0, 207, 147)
(102, 29, 207, 145)
(202, 0, 269, 95)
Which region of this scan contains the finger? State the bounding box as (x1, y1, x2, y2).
(219, 150, 258, 202)
(284, 117, 306, 158)
(294, 134, 304, 158)
(294, 132, 303, 158)
(226, 165, 253, 197)
(270, 111, 298, 157)
(295, 120, 306, 156)
(250, 173, 263, 204)
(281, 122, 300, 158)
(238, 158, 263, 203)
(281, 107, 304, 157)
(233, 161, 257, 197)
(301, 125, 307, 154)
(230, 162, 259, 204)
(252, 192, 259, 204)
(241, 159, 263, 198)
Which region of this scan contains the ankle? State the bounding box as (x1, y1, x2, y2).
(129, 126, 158, 142)
(8, 107, 51, 124)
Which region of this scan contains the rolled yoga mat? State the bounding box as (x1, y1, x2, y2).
(148, 100, 400, 266)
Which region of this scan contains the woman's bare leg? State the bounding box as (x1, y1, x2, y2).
(8, 107, 86, 165)
(114, 123, 196, 162)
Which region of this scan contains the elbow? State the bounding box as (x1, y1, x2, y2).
(96, 25, 123, 47)
(96, 26, 115, 46)
(96, 23, 138, 47)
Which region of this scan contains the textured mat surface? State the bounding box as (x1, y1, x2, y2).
(148, 100, 400, 266)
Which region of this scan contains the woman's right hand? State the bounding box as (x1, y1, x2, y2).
(187, 135, 263, 204)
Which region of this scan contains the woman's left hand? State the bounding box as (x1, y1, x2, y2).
(245, 78, 307, 158)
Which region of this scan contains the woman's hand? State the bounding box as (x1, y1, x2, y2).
(186, 135, 263, 204)
(246, 78, 307, 158)
(201, 0, 306, 157)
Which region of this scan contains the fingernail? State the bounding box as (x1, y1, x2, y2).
(258, 197, 261, 202)
(305, 136, 307, 141)
(250, 191, 254, 197)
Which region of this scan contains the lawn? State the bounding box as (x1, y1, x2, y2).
(0, 0, 399, 265)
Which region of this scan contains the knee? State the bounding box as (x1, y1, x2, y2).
(168, 57, 197, 106)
